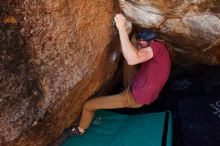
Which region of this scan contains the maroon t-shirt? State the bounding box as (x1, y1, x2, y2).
(131, 41, 171, 105)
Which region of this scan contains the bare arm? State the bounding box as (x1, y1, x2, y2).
(114, 14, 153, 65)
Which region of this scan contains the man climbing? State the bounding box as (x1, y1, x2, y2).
(71, 14, 171, 135)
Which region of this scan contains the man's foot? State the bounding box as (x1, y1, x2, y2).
(71, 126, 85, 136)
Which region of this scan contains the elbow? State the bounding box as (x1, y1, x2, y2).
(127, 60, 136, 66)
(124, 55, 136, 65)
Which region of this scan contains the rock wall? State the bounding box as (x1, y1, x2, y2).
(0, 0, 120, 145)
(120, 0, 220, 65)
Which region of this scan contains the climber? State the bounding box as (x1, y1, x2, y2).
(70, 14, 171, 135)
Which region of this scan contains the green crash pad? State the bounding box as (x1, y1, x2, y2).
(63, 110, 172, 146)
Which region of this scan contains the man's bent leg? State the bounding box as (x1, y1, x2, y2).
(79, 88, 143, 130)
(79, 93, 126, 130)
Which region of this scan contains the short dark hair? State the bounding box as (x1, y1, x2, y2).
(135, 29, 158, 41)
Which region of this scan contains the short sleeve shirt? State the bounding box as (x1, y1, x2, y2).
(131, 41, 171, 104)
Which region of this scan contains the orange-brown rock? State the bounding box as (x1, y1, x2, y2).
(120, 0, 220, 65)
(0, 0, 121, 145)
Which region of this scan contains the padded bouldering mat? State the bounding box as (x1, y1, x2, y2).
(63, 110, 172, 146)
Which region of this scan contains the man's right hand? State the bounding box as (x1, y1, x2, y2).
(114, 14, 126, 31)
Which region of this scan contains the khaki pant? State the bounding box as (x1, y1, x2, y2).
(79, 87, 143, 129)
(79, 61, 142, 129)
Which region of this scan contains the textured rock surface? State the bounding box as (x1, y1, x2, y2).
(120, 0, 220, 65)
(0, 0, 120, 145)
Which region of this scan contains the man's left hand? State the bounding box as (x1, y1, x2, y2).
(114, 14, 126, 31)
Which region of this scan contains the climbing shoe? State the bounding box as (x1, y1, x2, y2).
(71, 126, 85, 136)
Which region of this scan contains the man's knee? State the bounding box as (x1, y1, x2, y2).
(83, 100, 95, 112)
